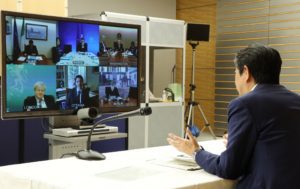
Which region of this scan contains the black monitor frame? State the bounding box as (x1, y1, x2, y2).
(1, 11, 141, 119)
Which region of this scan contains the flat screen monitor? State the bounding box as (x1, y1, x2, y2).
(1, 11, 141, 119)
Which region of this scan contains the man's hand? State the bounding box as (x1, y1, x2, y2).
(167, 127, 200, 156)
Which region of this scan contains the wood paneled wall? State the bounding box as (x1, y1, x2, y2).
(215, 0, 300, 131)
(176, 0, 217, 133)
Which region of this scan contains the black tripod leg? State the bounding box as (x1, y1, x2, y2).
(184, 102, 194, 126)
(196, 104, 217, 139)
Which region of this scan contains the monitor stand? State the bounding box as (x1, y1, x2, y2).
(47, 115, 106, 159)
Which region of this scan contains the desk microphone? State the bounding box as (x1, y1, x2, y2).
(76, 107, 152, 160)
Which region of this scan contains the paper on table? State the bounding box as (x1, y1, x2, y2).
(17, 56, 26, 61)
(36, 56, 43, 60)
(148, 157, 201, 171)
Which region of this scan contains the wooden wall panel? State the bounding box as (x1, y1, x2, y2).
(176, 0, 217, 133)
(215, 0, 300, 132)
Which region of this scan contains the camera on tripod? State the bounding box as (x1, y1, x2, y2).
(184, 23, 216, 139)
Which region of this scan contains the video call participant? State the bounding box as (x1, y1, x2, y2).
(66, 75, 90, 109)
(99, 35, 108, 55)
(23, 81, 57, 111)
(128, 41, 137, 56)
(167, 44, 300, 189)
(105, 81, 120, 99)
(113, 33, 124, 52)
(76, 37, 88, 52)
(52, 37, 64, 63)
(24, 39, 38, 56)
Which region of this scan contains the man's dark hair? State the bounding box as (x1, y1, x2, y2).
(117, 33, 122, 39)
(75, 75, 84, 82)
(235, 44, 282, 84)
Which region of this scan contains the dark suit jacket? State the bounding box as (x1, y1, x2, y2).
(105, 87, 119, 99)
(76, 43, 88, 52)
(52, 46, 63, 63)
(66, 88, 90, 109)
(113, 41, 124, 52)
(24, 45, 38, 55)
(23, 95, 57, 111)
(99, 41, 108, 53)
(195, 84, 300, 189)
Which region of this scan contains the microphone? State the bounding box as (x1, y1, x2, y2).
(76, 107, 152, 160)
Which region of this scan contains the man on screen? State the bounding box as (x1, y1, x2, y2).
(23, 81, 57, 111)
(113, 33, 124, 52)
(76, 37, 88, 52)
(167, 44, 300, 189)
(66, 75, 90, 109)
(24, 39, 39, 56)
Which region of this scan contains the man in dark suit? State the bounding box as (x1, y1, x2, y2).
(99, 41, 108, 53)
(113, 33, 124, 52)
(105, 86, 120, 99)
(167, 45, 300, 189)
(23, 81, 57, 111)
(66, 75, 90, 109)
(128, 41, 137, 56)
(24, 39, 38, 55)
(76, 38, 88, 52)
(52, 37, 64, 63)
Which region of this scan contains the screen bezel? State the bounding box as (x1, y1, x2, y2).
(1, 10, 141, 119)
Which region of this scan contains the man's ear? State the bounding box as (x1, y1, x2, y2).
(243, 65, 251, 82)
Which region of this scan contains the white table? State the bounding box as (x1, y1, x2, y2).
(0, 139, 236, 189)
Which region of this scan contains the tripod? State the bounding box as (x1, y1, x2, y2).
(184, 41, 216, 139)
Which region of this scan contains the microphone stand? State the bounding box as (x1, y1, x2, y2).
(77, 107, 152, 160)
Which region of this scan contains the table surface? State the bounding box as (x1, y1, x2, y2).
(15, 55, 51, 65)
(0, 139, 236, 189)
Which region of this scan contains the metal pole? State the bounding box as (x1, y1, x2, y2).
(191, 48, 195, 125)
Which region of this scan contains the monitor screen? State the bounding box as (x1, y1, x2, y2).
(1, 11, 141, 119)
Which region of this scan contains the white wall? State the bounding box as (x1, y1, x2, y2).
(68, 0, 175, 18)
(68, 0, 177, 97)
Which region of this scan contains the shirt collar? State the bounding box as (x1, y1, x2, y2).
(35, 97, 44, 102)
(251, 84, 257, 91)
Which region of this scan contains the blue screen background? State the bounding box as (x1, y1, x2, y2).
(6, 64, 57, 112)
(58, 21, 100, 55)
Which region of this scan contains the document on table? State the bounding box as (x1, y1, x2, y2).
(148, 156, 201, 171)
(17, 56, 26, 61)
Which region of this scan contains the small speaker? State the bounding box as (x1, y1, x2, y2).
(187, 23, 210, 42)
